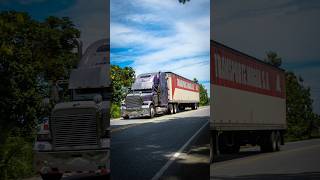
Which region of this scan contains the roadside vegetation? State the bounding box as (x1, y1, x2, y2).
(0, 11, 80, 179)
(265, 51, 320, 141)
(193, 78, 210, 106)
(110, 65, 135, 118)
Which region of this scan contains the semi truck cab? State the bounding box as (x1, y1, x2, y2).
(33, 39, 111, 180)
(121, 72, 169, 119)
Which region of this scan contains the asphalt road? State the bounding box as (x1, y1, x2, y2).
(160, 124, 210, 180)
(111, 106, 210, 180)
(211, 138, 320, 180)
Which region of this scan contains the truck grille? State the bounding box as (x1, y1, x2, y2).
(126, 95, 143, 108)
(51, 108, 98, 149)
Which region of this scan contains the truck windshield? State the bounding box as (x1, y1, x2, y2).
(131, 74, 155, 90)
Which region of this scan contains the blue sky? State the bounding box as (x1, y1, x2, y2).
(110, 0, 210, 91)
(212, 0, 320, 113)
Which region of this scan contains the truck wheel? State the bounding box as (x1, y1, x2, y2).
(191, 103, 196, 110)
(123, 115, 129, 119)
(270, 131, 277, 152)
(260, 131, 276, 152)
(168, 104, 174, 114)
(149, 105, 155, 118)
(276, 131, 281, 151)
(174, 104, 178, 113)
(210, 136, 214, 163)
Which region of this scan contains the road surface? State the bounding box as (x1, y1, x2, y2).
(111, 106, 210, 180)
(211, 138, 320, 180)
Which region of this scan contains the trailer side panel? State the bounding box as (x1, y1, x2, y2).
(210, 41, 286, 131)
(166, 72, 200, 103)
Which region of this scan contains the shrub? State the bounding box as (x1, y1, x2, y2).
(0, 136, 34, 180)
(111, 103, 121, 119)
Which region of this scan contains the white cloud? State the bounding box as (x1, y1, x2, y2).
(125, 14, 162, 24)
(111, 0, 210, 86)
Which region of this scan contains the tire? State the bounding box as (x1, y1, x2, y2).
(174, 104, 179, 113)
(173, 104, 177, 114)
(123, 115, 129, 119)
(210, 136, 214, 163)
(260, 131, 276, 152)
(149, 105, 155, 118)
(270, 131, 277, 152)
(191, 103, 196, 110)
(168, 104, 174, 114)
(276, 131, 281, 151)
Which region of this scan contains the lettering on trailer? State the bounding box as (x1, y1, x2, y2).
(171, 74, 199, 97)
(211, 43, 285, 99)
(177, 78, 199, 91)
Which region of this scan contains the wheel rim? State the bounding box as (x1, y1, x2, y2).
(272, 133, 276, 151)
(169, 105, 173, 114)
(151, 106, 154, 117)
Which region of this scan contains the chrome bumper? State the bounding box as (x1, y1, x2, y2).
(121, 106, 150, 118)
(34, 149, 110, 176)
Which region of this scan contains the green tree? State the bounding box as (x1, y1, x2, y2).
(0, 11, 80, 179)
(111, 65, 135, 104)
(264, 51, 282, 68)
(193, 78, 209, 106)
(285, 72, 315, 140)
(264, 51, 318, 141)
(110, 65, 135, 118)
